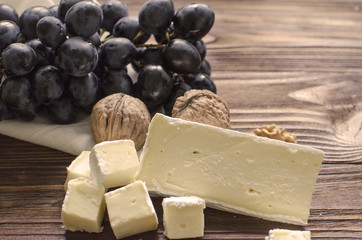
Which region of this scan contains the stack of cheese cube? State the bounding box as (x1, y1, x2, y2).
(61, 139, 206, 239)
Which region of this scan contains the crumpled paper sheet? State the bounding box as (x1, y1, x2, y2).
(0, 115, 95, 156)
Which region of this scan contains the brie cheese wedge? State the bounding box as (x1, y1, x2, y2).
(135, 114, 324, 225)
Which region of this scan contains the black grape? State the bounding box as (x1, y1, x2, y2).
(1, 43, 37, 76)
(0, 76, 32, 110)
(101, 0, 128, 32)
(138, 0, 174, 35)
(57, 0, 92, 21)
(0, 20, 20, 53)
(100, 69, 133, 96)
(113, 17, 150, 44)
(36, 16, 67, 48)
(164, 82, 191, 116)
(0, 98, 14, 120)
(88, 32, 101, 48)
(26, 39, 55, 67)
(65, 1, 103, 38)
(44, 94, 78, 124)
(33, 65, 64, 105)
(14, 99, 40, 121)
(198, 59, 212, 76)
(67, 72, 100, 110)
(162, 39, 201, 73)
(99, 37, 136, 70)
(18, 6, 52, 40)
(0, 4, 18, 24)
(193, 40, 206, 61)
(49, 5, 59, 17)
(186, 73, 216, 93)
(132, 47, 163, 72)
(173, 3, 214, 41)
(135, 64, 174, 106)
(58, 37, 98, 77)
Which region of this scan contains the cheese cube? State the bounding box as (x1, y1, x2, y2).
(135, 114, 324, 225)
(265, 229, 311, 240)
(162, 196, 206, 239)
(64, 151, 91, 191)
(61, 177, 105, 233)
(104, 180, 159, 239)
(89, 140, 140, 189)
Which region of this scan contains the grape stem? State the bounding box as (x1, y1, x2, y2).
(135, 43, 165, 48)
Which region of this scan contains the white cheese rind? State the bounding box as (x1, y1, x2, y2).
(162, 196, 205, 239)
(104, 180, 159, 239)
(89, 140, 140, 189)
(135, 114, 324, 225)
(265, 229, 311, 240)
(61, 177, 105, 233)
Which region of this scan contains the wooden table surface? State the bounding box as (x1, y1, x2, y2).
(1, 0, 362, 239)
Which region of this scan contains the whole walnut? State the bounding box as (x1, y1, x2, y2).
(90, 93, 151, 150)
(172, 89, 231, 129)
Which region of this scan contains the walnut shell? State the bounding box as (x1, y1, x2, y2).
(252, 124, 297, 143)
(172, 89, 231, 129)
(90, 93, 151, 150)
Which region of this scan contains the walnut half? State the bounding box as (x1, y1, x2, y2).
(172, 89, 231, 129)
(90, 93, 151, 150)
(252, 124, 297, 143)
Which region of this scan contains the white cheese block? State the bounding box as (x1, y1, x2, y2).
(135, 114, 324, 225)
(265, 229, 311, 240)
(89, 140, 140, 189)
(64, 151, 91, 191)
(162, 196, 206, 239)
(61, 177, 105, 233)
(104, 180, 159, 239)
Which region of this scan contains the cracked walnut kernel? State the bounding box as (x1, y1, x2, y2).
(252, 124, 297, 143)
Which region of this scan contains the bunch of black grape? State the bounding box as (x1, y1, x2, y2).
(0, 0, 215, 124)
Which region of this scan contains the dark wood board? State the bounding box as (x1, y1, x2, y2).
(1, 0, 361, 239)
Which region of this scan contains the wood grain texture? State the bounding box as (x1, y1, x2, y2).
(1, 0, 362, 239)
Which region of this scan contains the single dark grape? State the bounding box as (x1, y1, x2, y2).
(14, 99, 40, 121)
(138, 0, 174, 35)
(65, 1, 103, 38)
(135, 64, 174, 106)
(113, 16, 150, 44)
(18, 6, 52, 40)
(162, 39, 201, 74)
(0, 98, 14, 120)
(36, 16, 67, 48)
(100, 69, 133, 96)
(0, 4, 18, 24)
(49, 5, 59, 17)
(57, 0, 93, 21)
(33, 65, 64, 105)
(25, 39, 55, 67)
(173, 3, 215, 41)
(147, 104, 165, 118)
(198, 59, 212, 76)
(67, 72, 99, 110)
(187, 73, 216, 93)
(193, 40, 206, 61)
(132, 47, 163, 72)
(164, 82, 191, 116)
(44, 94, 78, 124)
(1, 43, 37, 76)
(0, 76, 32, 110)
(101, 0, 128, 32)
(88, 32, 101, 48)
(0, 20, 20, 53)
(99, 37, 136, 70)
(59, 37, 98, 77)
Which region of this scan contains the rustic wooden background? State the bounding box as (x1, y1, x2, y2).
(1, 0, 361, 239)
